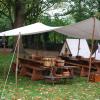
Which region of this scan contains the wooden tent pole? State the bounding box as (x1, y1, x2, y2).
(94, 46, 97, 58)
(15, 33, 20, 88)
(77, 39, 80, 56)
(88, 17, 96, 81)
(94, 41, 98, 58)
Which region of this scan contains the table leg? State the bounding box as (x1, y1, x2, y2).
(19, 67, 27, 76)
(96, 67, 100, 73)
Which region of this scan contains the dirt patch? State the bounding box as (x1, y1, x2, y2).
(25, 49, 59, 57)
(0, 48, 60, 57)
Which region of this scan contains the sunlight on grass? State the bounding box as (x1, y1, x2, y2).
(0, 53, 100, 100)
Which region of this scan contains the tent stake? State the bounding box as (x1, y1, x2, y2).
(88, 17, 96, 81)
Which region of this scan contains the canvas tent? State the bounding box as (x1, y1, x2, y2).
(55, 17, 100, 81)
(0, 17, 100, 39)
(55, 17, 100, 40)
(92, 43, 100, 60)
(60, 39, 91, 58)
(0, 22, 59, 36)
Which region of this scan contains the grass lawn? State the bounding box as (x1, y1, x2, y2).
(0, 53, 100, 100)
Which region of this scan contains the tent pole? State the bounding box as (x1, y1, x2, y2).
(77, 39, 80, 56)
(15, 33, 20, 89)
(88, 17, 96, 81)
(94, 47, 96, 58)
(94, 41, 98, 58)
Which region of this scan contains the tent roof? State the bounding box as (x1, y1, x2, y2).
(0, 22, 59, 36)
(55, 17, 100, 40)
(0, 17, 100, 39)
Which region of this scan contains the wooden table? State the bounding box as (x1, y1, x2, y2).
(61, 56, 100, 76)
(15, 57, 76, 83)
(18, 57, 44, 81)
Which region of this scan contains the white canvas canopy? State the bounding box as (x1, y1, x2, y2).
(0, 22, 59, 36)
(60, 39, 91, 58)
(55, 17, 100, 40)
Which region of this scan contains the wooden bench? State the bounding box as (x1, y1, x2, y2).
(65, 60, 97, 77)
(19, 63, 45, 81)
(17, 57, 45, 81)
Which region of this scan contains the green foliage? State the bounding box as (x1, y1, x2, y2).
(69, 0, 100, 22)
(39, 15, 73, 43)
(7, 36, 14, 48)
(0, 0, 65, 28)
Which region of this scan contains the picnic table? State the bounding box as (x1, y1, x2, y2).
(12, 57, 76, 83)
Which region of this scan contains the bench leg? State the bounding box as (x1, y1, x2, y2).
(80, 67, 88, 77)
(31, 70, 43, 81)
(19, 67, 27, 76)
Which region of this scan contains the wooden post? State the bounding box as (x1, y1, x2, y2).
(88, 17, 96, 81)
(15, 34, 20, 88)
(77, 39, 80, 56)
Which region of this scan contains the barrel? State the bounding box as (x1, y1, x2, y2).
(56, 59, 65, 67)
(43, 57, 56, 67)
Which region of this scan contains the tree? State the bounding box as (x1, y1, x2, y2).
(0, 0, 62, 29)
(64, 0, 99, 22)
(0, 0, 63, 49)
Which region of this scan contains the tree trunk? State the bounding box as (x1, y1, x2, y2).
(13, 0, 25, 53)
(13, 0, 25, 28)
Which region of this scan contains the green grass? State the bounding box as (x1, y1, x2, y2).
(0, 53, 100, 100)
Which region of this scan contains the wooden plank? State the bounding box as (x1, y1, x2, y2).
(20, 63, 43, 70)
